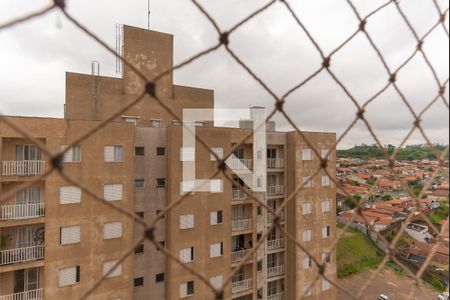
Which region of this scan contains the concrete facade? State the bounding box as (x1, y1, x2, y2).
(0, 24, 336, 300)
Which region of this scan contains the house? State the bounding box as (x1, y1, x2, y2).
(405, 223, 433, 243)
(407, 241, 449, 265)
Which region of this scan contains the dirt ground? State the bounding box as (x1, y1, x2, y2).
(337, 268, 440, 300)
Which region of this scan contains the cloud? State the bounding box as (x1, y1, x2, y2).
(0, 0, 448, 149)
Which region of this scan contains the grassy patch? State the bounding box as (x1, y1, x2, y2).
(337, 227, 384, 278)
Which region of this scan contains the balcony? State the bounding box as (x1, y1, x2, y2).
(232, 188, 249, 201)
(232, 278, 253, 293)
(229, 159, 253, 170)
(232, 219, 253, 231)
(1, 161, 46, 176)
(0, 245, 44, 266)
(267, 239, 285, 251)
(267, 265, 285, 278)
(267, 186, 284, 197)
(0, 289, 43, 300)
(267, 158, 284, 169)
(268, 292, 285, 300)
(266, 212, 285, 224)
(1, 203, 45, 221)
(232, 249, 252, 263)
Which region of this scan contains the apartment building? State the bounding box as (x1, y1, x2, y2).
(0, 25, 336, 300)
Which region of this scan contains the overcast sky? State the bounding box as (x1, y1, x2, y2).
(0, 0, 448, 149)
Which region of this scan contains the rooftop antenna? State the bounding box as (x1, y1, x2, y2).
(147, 0, 151, 29)
(115, 24, 124, 76)
(91, 61, 100, 119)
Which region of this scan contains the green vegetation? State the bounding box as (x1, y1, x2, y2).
(337, 227, 384, 278)
(344, 195, 361, 209)
(428, 203, 449, 224)
(430, 275, 447, 292)
(382, 195, 393, 201)
(338, 144, 449, 161)
(386, 259, 406, 276)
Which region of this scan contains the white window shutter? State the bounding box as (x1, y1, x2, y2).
(60, 186, 81, 204)
(210, 275, 223, 289)
(180, 214, 194, 230)
(210, 212, 217, 225)
(210, 148, 224, 161)
(104, 146, 115, 162)
(210, 243, 221, 258)
(104, 222, 123, 239)
(180, 283, 187, 298)
(180, 248, 192, 263)
(103, 261, 123, 278)
(61, 145, 73, 162)
(104, 184, 123, 201)
(61, 226, 81, 245)
(59, 267, 77, 287)
(210, 180, 222, 193)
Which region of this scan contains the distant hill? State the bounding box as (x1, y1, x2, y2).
(337, 144, 449, 161)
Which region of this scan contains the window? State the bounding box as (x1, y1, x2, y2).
(134, 277, 144, 287)
(104, 184, 123, 201)
(256, 176, 263, 188)
(302, 176, 312, 188)
(61, 145, 81, 162)
(321, 149, 329, 158)
(322, 226, 331, 238)
(210, 275, 223, 289)
(59, 186, 81, 204)
(257, 206, 262, 215)
(156, 147, 166, 156)
(322, 200, 331, 213)
(180, 214, 195, 230)
(257, 261, 263, 272)
(210, 179, 223, 193)
(151, 119, 161, 128)
(303, 283, 312, 296)
(103, 261, 123, 278)
(322, 252, 331, 264)
(210, 147, 224, 161)
(104, 222, 123, 240)
(122, 116, 139, 125)
(104, 146, 123, 162)
(134, 244, 144, 254)
(210, 242, 224, 258)
(155, 273, 165, 283)
(302, 229, 312, 242)
(180, 247, 195, 263)
(303, 256, 312, 269)
(302, 202, 312, 215)
(322, 279, 330, 291)
(302, 148, 312, 160)
(210, 210, 223, 225)
(135, 147, 145, 156)
(158, 241, 166, 249)
(180, 281, 195, 298)
(180, 147, 195, 161)
(156, 178, 166, 188)
(322, 176, 330, 187)
(134, 179, 145, 188)
(60, 226, 81, 245)
(58, 266, 80, 287)
(267, 148, 277, 158)
(135, 211, 144, 218)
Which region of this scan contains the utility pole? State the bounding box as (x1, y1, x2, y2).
(147, 0, 151, 29)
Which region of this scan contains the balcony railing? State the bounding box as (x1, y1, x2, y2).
(232, 278, 253, 293)
(267, 238, 285, 251)
(232, 188, 249, 201)
(268, 292, 285, 300)
(268, 265, 285, 277)
(0, 245, 44, 266)
(267, 158, 284, 169)
(232, 219, 253, 231)
(1, 161, 45, 176)
(230, 159, 253, 170)
(267, 212, 285, 223)
(232, 249, 251, 263)
(1, 203, 45, 221)
(267, 186, 284, 197)
(0, 289, 44, 300)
